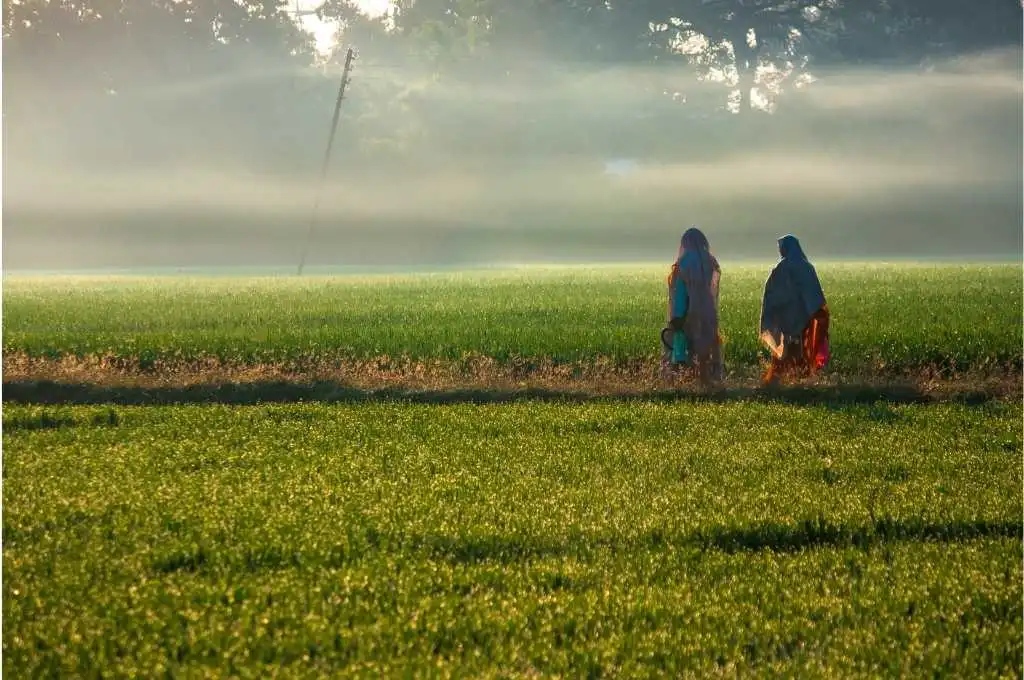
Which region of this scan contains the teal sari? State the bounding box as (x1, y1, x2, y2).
(668, 265, 689, 364)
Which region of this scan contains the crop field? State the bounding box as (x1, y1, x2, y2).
(2, 263, 1022, 677)
(3, 401, 1021, 677)
(3, 263, 1021, 374)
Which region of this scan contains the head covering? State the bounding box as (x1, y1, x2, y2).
(682, 227, 710, 253)
(676, 227, 715, 276)
(778, 234, 807, 261)
(673, 225, 720, 294)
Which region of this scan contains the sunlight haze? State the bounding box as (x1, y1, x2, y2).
(4, 0, 1021, 270)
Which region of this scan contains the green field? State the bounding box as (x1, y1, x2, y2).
(3, 401, 1021, 677)
(3, 263, 1021, 373)
(2, 263, 1022, 677)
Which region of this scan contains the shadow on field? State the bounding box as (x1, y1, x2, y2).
(142, 517, 1023, 576)
(416, 517, 1024, 565)
(0, 379, 1008, 407)
(2, 407, 121, 432)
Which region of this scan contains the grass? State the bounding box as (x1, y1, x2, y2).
(3, 263, 1021, 374)
(3, 401, 1021, 677)
(3, 263, 1021, 677)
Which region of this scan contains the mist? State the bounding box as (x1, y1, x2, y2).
(3, 13, 1021, 270)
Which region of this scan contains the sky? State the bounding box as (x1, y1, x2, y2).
(299, 0, 390, 55)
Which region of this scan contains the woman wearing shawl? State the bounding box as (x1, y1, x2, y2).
(759, 234, 830, 383)
(663, 227, 723, 383)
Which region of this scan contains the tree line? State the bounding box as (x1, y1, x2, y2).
(4, 0, 1021, 173)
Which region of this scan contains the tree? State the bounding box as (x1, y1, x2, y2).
(3, 0, 320, 171)
(821, 0, 1023, 66)
(639, 1, 844, 113)
(375, 0, 842, 113)
(374, 0, 1021, 115)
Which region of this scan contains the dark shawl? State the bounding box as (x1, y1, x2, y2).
(759, 234, 826, 345)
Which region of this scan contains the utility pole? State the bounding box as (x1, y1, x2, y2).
(297, 47, 356, 276)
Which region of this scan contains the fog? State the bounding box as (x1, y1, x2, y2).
(4, 31, 1021, 270)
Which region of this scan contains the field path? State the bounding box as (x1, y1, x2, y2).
(4, 353, 1018, 406)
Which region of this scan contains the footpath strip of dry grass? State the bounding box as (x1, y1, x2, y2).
(3, 352, 1019, 405)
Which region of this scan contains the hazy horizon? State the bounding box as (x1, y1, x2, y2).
(5, 253, 1022, 280)
(4, 9, 1021, 270)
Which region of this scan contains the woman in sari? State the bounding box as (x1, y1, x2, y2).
(663, 227, 723, 383)
(759, 234, 830, 384)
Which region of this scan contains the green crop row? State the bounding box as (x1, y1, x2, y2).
(3, 263, 1021, 372)
(3, 401, 1020, 677)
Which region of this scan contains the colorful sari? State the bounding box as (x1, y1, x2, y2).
(664, 227, 723, 380)
(759, 234, 830, 383)
(664, 261, 690, 364)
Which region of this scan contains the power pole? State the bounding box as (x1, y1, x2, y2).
(297, 47, 356, 276)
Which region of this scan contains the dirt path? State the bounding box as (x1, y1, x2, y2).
(4, 353, 1019, 406)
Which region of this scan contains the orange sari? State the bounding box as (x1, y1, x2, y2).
(763, 305, 830, 383)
